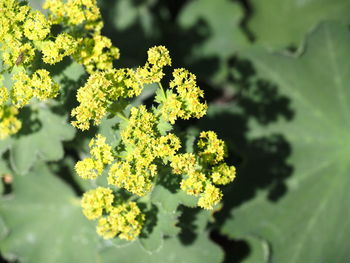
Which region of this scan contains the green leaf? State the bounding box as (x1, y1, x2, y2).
(178, 0, 249, 82)
(0, 217, 8, 242)
(101, 233, 223, 263)
(139, 204, 180, 253)
(151, 185, 197, 213)
(0, 163, 100, 263)
(156, 118, 173, 136)
(0, 159, 11, 195)
(248, 0, 350, 49)
(108, 0, 153, 34)
(0, 108, 75, 175)
(179, 0, 248, 59)
(221, 22, 350, 262)
(238, 236, 270, 263)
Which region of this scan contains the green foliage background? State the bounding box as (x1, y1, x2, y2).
(1, 0, 350, 262)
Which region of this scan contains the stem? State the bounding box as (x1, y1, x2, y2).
(116, 112, 128, 122)
(158, 81, 166, 98)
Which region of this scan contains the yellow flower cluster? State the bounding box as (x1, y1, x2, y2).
(41, 33, 78, 64)
(156, 68, 207, 124)
(81, 186, 114, 220)
(0, 85, 9, 105)
(71, 46, 172, 130)
(11, 70, 59, 108)
(0, 0, 40, 68)
(72, 44, 236, 211)
(170, 132, 235, 209)
(81, 187, 144, 240)
(0, 106, 21, 139)
(0, 69, 57, 139)
(44, 0, 100, 27)
(136, 46, 172, 85)
(0, 0, 121, 138)
(0, 78, 21, 139)
(75, 134, 113, 179)
(44, 0, 119, 73)
(198, 131, 226, 164)
(107, 105, 181, 196)
(23, 11, 51, 41)
(71, 69, 140, 130)
(73, 34, 120, 74)
(76, 117, 234, 212)
(97, 201, 144, 240)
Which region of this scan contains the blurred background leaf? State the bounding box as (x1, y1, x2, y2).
(247, 0, 350, 49)
(220, 22, 350, 262)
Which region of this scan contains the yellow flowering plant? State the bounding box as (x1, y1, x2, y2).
(0, 0, 236, 253)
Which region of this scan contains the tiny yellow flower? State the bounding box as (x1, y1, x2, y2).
(0, 86, 9, 105)
(75, 134, 114, 179)
(11, 71, 33, 108)
(23, 11, 51, 41)
(96, 201, 144, 240)
(170, 153, 197, 175)
(180, 171, 206, 196)
(211, 163, 236, 185)
(31, 69, 59, 100)
(0, 106, 22, 139)
(81, 187, 114, 220)
(197, 131, 226, 164)
(198, 183, 223, 210)
(41, 33, 78, 64)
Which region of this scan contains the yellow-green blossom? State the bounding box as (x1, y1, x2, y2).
(197, 131, 226, 164)
(0, 86, 9, 105)
(31, 69, 59, 100)
(11, 71, 33, 108)
(65, 0, 100, 25)
(44, 0, 100, 26)
(147, 45, 172, 68)
(96, 201, 144, 240)
(81, 187, 114, 220)
(170, 131, 235, 209)
(154, 133, 181, 158)
(108, 161, 157, 196)
(89, 134, 114, 164)
(42, 0, 65, 23)
(41, 33, 78, 64)
(180, 171, 206, 196)
(166, 68, 207, 122)
(74, 34, 120, 74)
(71, 72, 110, 130)
(71, 69, 140, 130)
(211, 163, 236, 185)
(157, 90, 182, 124)
(75, 158, 102, 180)
(23, 11, 51, 41)
(11, 70, 59, 108)
(75, 134, 113, 179)
(136, 45, 172, 85)
(1, 41, 35, 68)
(197, 183, 223, 210)
(0, 106, 22, 139)
(170, 153, 197, 175)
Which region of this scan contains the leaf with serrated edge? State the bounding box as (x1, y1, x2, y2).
(248, 0, 350, 49)
(101, 233, 223, 263)
(178, 0, 249, 83)
(139, 203, 180, 253)
(151, 185, 197, 213)
(0, 108, 75, 175)
(0, 163, 100, 263)
(221, 22, 350, 263)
